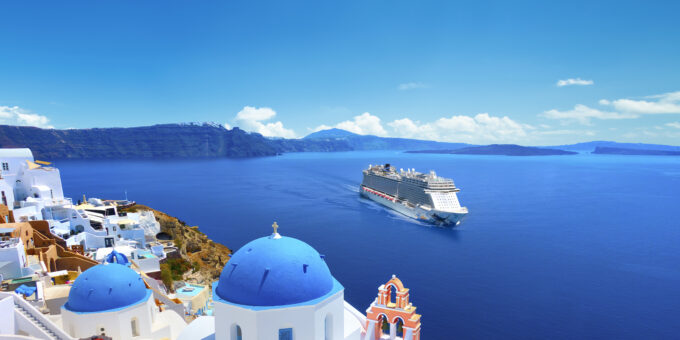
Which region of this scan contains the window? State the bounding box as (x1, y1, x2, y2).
(131, 317, 139, 337)
(2, 163, 8, 171)
(279, 328, 293, 340)
(231, 324, 242, 340)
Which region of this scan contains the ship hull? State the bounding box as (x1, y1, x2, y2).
(360, 186, 467, 226)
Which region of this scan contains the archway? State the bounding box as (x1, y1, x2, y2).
(231, 324, 242, 340)
(378, 314, 390, 337)
(394, 317, 404, 338)
(389, 284, 397, 305)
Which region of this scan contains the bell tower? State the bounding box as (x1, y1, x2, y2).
(364, 275, 421, 340)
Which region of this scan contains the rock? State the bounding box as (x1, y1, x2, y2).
(122, 204, 232, 286)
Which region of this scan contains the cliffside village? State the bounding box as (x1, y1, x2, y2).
(0, 148, 422, 340)
(0, 149, 214, 335)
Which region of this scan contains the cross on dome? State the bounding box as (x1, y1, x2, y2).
(271, 221, 281, 239)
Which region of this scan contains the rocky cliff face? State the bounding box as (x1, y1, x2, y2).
(0, 123, 354, 159)
(0, 124, 280, 159)
(124, 204, 232, 286)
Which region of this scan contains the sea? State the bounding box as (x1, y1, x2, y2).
(56, 151, 680, 339)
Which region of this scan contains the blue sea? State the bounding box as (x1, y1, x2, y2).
(56, 152, 680, 339)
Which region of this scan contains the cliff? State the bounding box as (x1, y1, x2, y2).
(121, 204, 232, 287)
(0, 124, 280, 159)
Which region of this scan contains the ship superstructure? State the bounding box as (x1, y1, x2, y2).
(361, 164, 468, 225)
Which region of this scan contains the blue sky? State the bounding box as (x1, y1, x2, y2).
(1, 0, 679, 145)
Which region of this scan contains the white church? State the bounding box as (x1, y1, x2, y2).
(177, 224, 367, 340)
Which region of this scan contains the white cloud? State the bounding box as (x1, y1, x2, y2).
(313, 111, 618, 143)
(0, 106, 53, 128)
(233, 106, 296, 138)
(542, 104, 637, 125)
(600, 91, 680, 114)
(387, 113, 531, 144)
(314, 112, 388, 136)
(235, 106, 276, 121)
(556, 78, 594, 87)
(666, 122, 680, 129)
(312, 111, 540, 143)
(398, 82, 428, 91)
(223, 122, 231, 129)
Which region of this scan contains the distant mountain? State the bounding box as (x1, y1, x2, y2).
(0, 124, 351, 159)
(592, 147, 680, 156)
(547, 141, 680, 153)
(3, 124, 678, 159)
(305, 128, 358, 139)
(304, 128, 474, 150)
(407, 144, 577, 156)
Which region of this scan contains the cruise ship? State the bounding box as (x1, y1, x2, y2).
(360, 164, 468, 226)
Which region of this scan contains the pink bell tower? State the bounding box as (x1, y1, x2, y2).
(364, 275, 421, 340)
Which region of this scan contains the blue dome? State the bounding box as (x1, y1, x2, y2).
(216, 235, 334, 306)
(105, 250, 129, 265)
(64, 263, 149, 313)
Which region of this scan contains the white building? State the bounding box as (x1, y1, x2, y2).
(66, 200, 159, 251)
(0, 236, 32, 281)
(0, 149, 158, 253)
(0, 148, 67, 224)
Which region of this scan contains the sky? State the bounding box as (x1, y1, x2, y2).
(1, 0, 679, 145)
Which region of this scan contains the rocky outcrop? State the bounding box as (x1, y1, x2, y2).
(123, 204, 232, 286)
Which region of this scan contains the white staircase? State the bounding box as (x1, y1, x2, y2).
(13, 301, 62, 340)
(0, 291, 75, 340)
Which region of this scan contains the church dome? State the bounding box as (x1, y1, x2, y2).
(104, 249, 129, 265)
(216, 234, 334, 306)
(64, 263, 149, 313)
